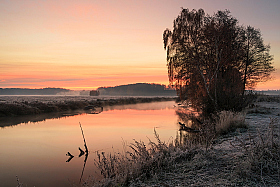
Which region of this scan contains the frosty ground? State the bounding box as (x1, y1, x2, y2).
(125, 96, 280, 187)
(88, 96, 279, 187)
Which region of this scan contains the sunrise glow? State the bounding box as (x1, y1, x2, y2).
(1, 0, 279, 90)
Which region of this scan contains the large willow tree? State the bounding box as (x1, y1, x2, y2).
(163, 9, 274, 113)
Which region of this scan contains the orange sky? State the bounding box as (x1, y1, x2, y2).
(0, 0, 279, 90)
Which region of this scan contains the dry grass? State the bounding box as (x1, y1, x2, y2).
(235, 118, 280, 186)
(81, 97, 278, 186)
(85, 110, 249, 186)
(215, 111, 247, 135)
(77, 108, 279, 186)
(86, 129, 199, 187)
(81, 109, 268, 187)
(16, 175, 23, 187)
(256, 95, 280, 103)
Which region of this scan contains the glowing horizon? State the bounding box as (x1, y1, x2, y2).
(1, 0, 279, 91)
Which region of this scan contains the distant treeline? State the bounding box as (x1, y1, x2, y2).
(0, 83, 177, 96)
(97, 83, 176, 96)
(0, 88, 70, 95)
(256, 90, 280, 95)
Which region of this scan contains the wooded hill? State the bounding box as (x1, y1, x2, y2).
(97, 83, 176, 96)
(0, 83, 177, 96)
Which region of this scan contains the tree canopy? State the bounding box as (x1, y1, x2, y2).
(163, 8, 274, 113)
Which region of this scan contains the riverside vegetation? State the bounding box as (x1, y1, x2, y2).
(74, 95, 279, 187)
(13, 95, 279, 186)
(14, 7, 278, 186)
(80, 7, 275, 186)
(0, 96, 175, 117)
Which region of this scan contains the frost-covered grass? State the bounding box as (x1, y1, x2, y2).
(236, 118, 280, 186)
(84, 129, 199, 186)
(0, 95, 176, 104)
(82, 111, 249, 186)
(0, 96, 176, 117)
(215, 110, 247, 135)
(85, 99, 279, 186)
(10, 96, 279, 186)
(256, 95, 280, 103)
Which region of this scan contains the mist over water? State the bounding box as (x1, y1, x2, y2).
(0, 100, 180, 186)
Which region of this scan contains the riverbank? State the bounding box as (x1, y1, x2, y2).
(89, 95, 280, 186)
(0, 96, 177, 117)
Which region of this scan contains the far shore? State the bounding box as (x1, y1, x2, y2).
(0, 96, 177, 117)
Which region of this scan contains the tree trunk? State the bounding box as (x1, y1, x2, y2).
(242, 38, 250, 96)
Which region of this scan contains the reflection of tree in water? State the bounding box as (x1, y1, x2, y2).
(84, 105, 103, 114)
(1, 105, 104, 128)
(175, 106, 215, 149)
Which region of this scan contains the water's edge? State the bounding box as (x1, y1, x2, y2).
(0, 96, 177, 117)
(0, 96, 177, 128)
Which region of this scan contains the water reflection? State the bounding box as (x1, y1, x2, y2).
(0, 112, 82, 128)
(175, 105, 215, 148)
(0, 101, 173, 128)
(0, 101, 216, 186)
(84, 105, 103, 114)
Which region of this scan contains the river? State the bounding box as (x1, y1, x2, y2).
(0, 100, 185, 186)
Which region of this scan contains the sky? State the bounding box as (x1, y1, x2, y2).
(0, 0, 279, 90)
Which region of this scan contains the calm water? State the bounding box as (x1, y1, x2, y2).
(0, 101, 183, 186)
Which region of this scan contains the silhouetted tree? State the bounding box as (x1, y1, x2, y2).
(241, 26, 274, 95)
(163, 8, 274, 113)
(163, 9, 211, 109)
